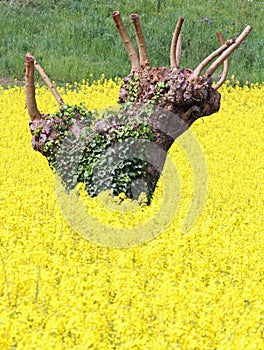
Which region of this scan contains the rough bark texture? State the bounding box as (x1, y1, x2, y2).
(25, 53, 41, 122)
(29, 67, 220, 199)
(91, 66, 220, 197)
(118, 67, 220, 125)
(25, 13, 252, 201)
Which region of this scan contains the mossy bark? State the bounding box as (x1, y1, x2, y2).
(29, 67, 220, 200)
(26, 14, 252, 202)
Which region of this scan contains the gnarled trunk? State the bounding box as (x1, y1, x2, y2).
(25, 12, 252, 201)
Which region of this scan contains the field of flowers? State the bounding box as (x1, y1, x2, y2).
(0, 77, 263, 349)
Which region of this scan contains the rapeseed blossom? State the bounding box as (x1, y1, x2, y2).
(0, 78, 263, 349)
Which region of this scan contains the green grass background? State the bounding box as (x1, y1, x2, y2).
(0, 0, 263, 84)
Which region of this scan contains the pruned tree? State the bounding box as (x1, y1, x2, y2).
(26, 12, 252, 202)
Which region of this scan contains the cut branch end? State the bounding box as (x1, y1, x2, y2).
(25, 52, 41, 121)
(112, 11, 140, 73)
(130, 13, 150, 68)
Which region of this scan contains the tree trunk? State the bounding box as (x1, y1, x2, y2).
(25, 13, 252, 202)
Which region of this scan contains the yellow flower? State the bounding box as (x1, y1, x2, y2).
(0, 79, 263, 349)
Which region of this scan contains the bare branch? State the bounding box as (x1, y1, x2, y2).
(34, 59, 64, 106)
(130, 14, 149, 68)
(190, 38, 235, 82)
(170, 17, 184, 69)
(205, 25, 253, 78)
(214, 32, 228, 90)
(25, 52, 41, 121)
(112, 11, 140, 73)
(175, 33, 182, 69)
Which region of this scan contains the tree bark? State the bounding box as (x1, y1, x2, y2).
(25, 14, 253, 201)
(25, 53, 41, 121)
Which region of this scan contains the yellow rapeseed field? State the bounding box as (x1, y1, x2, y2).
(0, 77, 263, 349)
